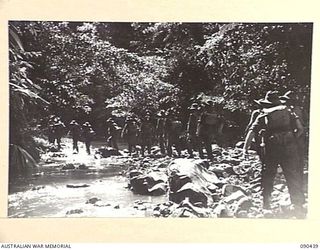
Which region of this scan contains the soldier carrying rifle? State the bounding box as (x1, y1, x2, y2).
(243, 91, 305, 218)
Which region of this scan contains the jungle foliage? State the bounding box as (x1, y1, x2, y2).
(9, 21, 313, 163)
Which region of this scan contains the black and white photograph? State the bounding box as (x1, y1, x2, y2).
(8, 21, 312, 219)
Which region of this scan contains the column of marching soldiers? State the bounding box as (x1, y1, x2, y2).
(47, 90, 307, 216)
(47, 99, 224, 159)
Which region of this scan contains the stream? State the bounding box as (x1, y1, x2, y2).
(8, 139, 167, 218)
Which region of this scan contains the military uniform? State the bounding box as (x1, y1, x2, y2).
(122, 117, 139, 155)
(197, 101, 223, 159)
(140, 113, 155, 156)
(165, 109, 182, 157)
(244, 91, 305, 215)
(186, 103, 201, 158)
(106, 118, 121, 151)
(280, 91, 306, 191)
(48, 115, 56, 144)
(69, 120, 81, 153)
(53, 118, 65, 149)
(156, 110, 166, 154)
(82, 122, 95, 155)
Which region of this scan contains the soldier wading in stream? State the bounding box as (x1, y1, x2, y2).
(68, 120, 82, 153)
(82, 121, 95, 155)
(243, 91, 306, 218)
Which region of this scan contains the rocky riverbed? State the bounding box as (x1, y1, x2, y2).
(8, 138, 308, 218)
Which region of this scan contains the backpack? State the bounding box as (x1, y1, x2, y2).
(204, 112, 220, 125)
(264, 105, 297, 145)
(264, 105, 293, 132)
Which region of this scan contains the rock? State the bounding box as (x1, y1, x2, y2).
(66, 184, 90, 188)
(130, 175, 149, 194)
(32, 172, 44, 177)
(235, 141, 245, 148)
(263, 209, 274, 218)
(148, 182, 167, 195)
(207, 183, 219, 193)
(153, 210, 161, 217)
(235, 197, 253, 212)
(61, 163, 76, 170)
(236, 210, 248, 218)
(128, 170, 143, 179)
(223, 190, 247, 204)
(78, 164, 89, 170)
(213, 203, 233, 218)
(86, 197, 101, 204)
(48, 145, 59, 152)
(96, 147, 122, 158)
(211, 145, 223, 156)
(66, 209, 83, 215)
(220, 158, 241, 166)
(168, 159, 221, 207)
(31, 185, 45, 191)
(170, 182, 208, 207)
(129, 170, 167, 196)
(94, 202, 111, 207)
(222, 184, 248, 197)
(114, 204, 120, 209)
(274, 184, 286, 192)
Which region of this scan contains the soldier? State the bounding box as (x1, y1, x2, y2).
(244, 98, 273, 160)
(243, 91, 305, 217)
(140, 111, 155, 157)
(121, 115, 139, 155)
(82, 122, 95, 155)
(155, 110, 167, 154)
(186, 103, 201, 158)
(47, 115, 56, 144)
(69, 120, 81, 153)
(280, 91, 306, 189)
(53, 117, 65, 150)
(197, 101, 223, 159)
(165, 108, 182, 157)
(106, 118, 121, 151)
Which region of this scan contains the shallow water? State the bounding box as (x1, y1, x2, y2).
(8, 139, 167, 218)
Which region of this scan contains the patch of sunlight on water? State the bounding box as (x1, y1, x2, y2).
(8, 138, 167, 218)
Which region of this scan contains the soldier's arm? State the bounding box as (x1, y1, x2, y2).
(121, 124, 127, 138)
(290, 109, 304, 137)
(243, 129, 256, 153)
(243, 113, 265, 154)
(295, 118, 304, 138)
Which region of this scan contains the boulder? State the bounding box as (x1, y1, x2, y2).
(212, 203, 233, 218)
(148, 182, 167, 196)
(66, 183, 90, 188)
(78, 164, 89, 170)
(168, 159, 221, 207)
(223, 190, 247, 204)
(31, 185, 45, 191)
(222, 184, 248, 197)
(170, 182, 208, 207)
(66, 209, 83, 215)
(86, 197, 101, 204)
(129, 171, 168, 196)
(96, 147, 122, 158)
(235, 141, 245, 148)
(61, 163, 76, 170)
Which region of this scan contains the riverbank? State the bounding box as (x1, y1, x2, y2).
(8, 138, 308, 219)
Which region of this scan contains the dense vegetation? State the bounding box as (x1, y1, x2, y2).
(9, 22, 313, 168)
